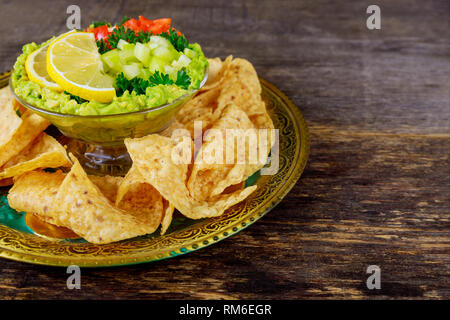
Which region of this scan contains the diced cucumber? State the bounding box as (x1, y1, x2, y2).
(118, 48, 139, 63)
(178, 54, 191, 66)
(149, 36, 171, 48)
(153, 46, 179, 62)
(171, 54, 191, 69)
(148, 57, 167, 73)
(122, 43, 135, 51)
(123, 64, 141, 80)
(148, 42, 159, 50)
(134, 42, 151, 67)
(117, 39, 129, 50)
(101, 49, 121, 73)
(128, 62, 143, 68)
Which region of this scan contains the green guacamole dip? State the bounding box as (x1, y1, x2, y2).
(11, 38, 208, 116)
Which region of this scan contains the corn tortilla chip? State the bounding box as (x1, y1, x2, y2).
(216, 58, 274, 130)
(0, 86, 11, 99)
(161, 200, 174, 235)
(9, 162, 167, 243)
(175, 86, 222, 136)
(115, 165, 164, 232)
(50, 156, 163, 243)
(0, 91, 23, 163)
(188, 104, 260, 201)
(88, 174, 123, 204)
(0, 133, 71, 179)
(0, 110, 50, 167)
(176, 57, 273, 138)
(200, 56, 232, 92)
(8, 170, 66, 226)
(125, 134, 257, 219)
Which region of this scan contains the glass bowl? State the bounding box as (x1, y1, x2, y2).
(9, 71, 208, 175)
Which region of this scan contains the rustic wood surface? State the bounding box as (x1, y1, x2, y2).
(0, 0, 448, 299)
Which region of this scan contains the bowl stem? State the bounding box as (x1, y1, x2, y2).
(66, 139, 132, 176)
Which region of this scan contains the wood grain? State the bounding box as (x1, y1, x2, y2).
(0, 0, 448, 299)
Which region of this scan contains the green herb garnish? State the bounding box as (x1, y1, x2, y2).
(96, 39, 110, 54)
(106, 25, 139, 49)
(116, 73, 150, 96)
(65, 91, 88, 104)
(174, 69, 191, 89)
(115, 69, 191, 96)
(148, 71, 174, 86)
(159, 30, 189, 52)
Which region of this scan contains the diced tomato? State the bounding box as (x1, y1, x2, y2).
(138, 16, 171, 34)
(94, 25, 111, 40)
(122, 18, 140, 32)
(148, 18, 171, 34)
(138, 15, 153, 32)
(87, 25, 111, 41)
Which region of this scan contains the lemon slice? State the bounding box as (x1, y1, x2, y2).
(47, 32, 115, 103)
(26, 45, 62, 91)
(25, 30, 77, 91)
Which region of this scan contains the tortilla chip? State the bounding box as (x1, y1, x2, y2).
(186, 104, 256, 200)
(175, 86, 222, 136)
(0, 133, 71, 179)
(9, 161, 167, 243)
(161, 200, 175, 235)
(8, 170, 66, 226)
(115, 165, 164, 232)
(49, 156, 161, 243)
(0, 91, 23, 163)
(0, 110, 50, 167)
(88, 174, 123, 203)
(200, 56, 232, 92)
(0, 87, 14, 114)
(215, 58, 274, 130)
(176, 57, 273, 139)
(125, 134, 257, 219)
(0, 86, 11, 99)
(217, 58, 262, 109)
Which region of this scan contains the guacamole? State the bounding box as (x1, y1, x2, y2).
(11, 31, 208, 116)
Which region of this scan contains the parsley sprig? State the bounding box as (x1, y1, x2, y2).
(96, 39, 110, 54)
(115, 69, 191, 96)
(65, 91, 88, 104)
(159, 29, 189, 52)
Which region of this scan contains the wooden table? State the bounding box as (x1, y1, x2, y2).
(0, 0, 448, 299)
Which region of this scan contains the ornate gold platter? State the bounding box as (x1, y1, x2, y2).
(0, 70, 309, 267)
